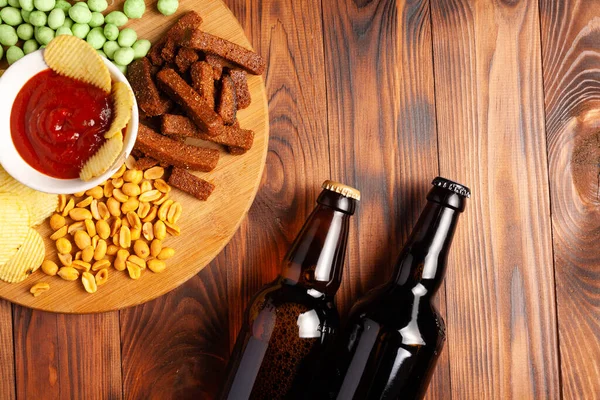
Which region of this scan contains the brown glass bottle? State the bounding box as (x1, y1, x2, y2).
(219, 181, 360, 400)
(327, 177, 469, 400)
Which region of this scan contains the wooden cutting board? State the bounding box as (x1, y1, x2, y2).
(0, 0, 269, 313)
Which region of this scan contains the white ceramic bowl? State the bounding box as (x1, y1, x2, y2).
(0, 50, 138, 194)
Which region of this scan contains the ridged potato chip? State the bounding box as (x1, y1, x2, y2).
(0, 194, 30, 265)
(80, 133, 124, 181)
(105, 82, 133, 139)
(0, 167, 58, 226)
(44, 36, 111, 94)
(0, 228, 45, 283)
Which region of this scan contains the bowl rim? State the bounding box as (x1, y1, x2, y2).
(0, 49, 138, 195)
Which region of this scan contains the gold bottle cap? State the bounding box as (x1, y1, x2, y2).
(322, 180, 361, 201)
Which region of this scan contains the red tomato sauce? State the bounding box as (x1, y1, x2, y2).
(10, 69, 113, 179)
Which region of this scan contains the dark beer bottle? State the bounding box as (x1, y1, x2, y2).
(328, 177, 469, 400)
(220, 180, 360, 400)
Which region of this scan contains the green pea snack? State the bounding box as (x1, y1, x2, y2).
(0, 0, 7, 8)
(113, 46, 134, 66)
(104, 11, 128, 27)
(6, 45, 24, 64)
(68, 3, 92, 24)
(7, 0, 19, 7)
(19, 0, 34, 12)
(96, 48, 106, 58)
(0, 7, 23, 26)
(55, 25, 72, 36)
(102, 40, 119, 58)
(103, 22, 118, 40)
(29, 10, 46, 27)
(87, 0, 107, 13)
(35, 25, 54, 44)
(86, 26, 105, 49)
(157, 0, 178, 16)
(88, 11, 103, 27)
(132, 39, 150, 59)
(0, 45, 3, 61)
(54, 0, 70, 12)
(33, 0, 56, 12)
(117, 27, 136, 48)
(123, 0, 145, 19)
(17, 23, 34, 40)
(22, 38, 38, 54)
(62, 16, 73, 28)
(48, 8, 66, 30)
(21, 9, 31, 23)
(71, 22, 89, 39)
(0, 24, 18, 46)
(114, 62, 127, 75)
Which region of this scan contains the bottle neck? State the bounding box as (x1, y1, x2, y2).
(280, 191, 355, 297)
(393, 200, 460, 295)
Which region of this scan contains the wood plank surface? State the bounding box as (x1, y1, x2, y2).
(539, 0, 600, 397)
(430, 0, 560, 398)
(0, 300, 15, 400)
(320, 0, 450, 397)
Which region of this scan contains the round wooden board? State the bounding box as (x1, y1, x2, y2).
(0, 0, 269, 313)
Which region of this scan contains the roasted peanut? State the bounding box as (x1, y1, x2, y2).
(75, 251, 82, 260)
(92, 235, 99, 249)
(140, 180, 153, 193)
(73, 191, 86, 197)
(139, 189, 161, 203)
(142, 222, 154, 241)
(130, 227, 141, 241)
(82, 246, 94, 263)
(158, 199, 174, 221)
(128, 255, 146, 270)
(58, 266, 79, 281)
(98, 201, 110, 220)
(113, 188, 129, 202)
(95, 269, 108, 286)
(124, 169, 143, 184)
(91, 199, 101, 220)
(122, 182, 141, 197)
(133, 240, 150, 259)
(106, 244, 119, 256)
(86, 186, 104, 199)
(147, 259, 166, 273)
(153, 194, 170, 206)
(41, 260, 59, 276)
(112, 177, 124, 189)
(126, 212, 142, 230)
(107, 197, 121, 217)
(96, 219, 110, 240)
(168, 202, 182, 224)
(57, 194, 67, 212)
(144, 166, 164, 180)
(56, 237, 72, 254)
(94, 239, 107, 261)
(112, 235, 120, 247)
(153, 220, 166, 240)
(153, 179, 170, 194)
(58, 253, 73, 267)
(121, 198, 139, 213)
(115, 249, 129, 271)
(137, 202, 151, 219)
(125, 155, 137, 169)
(111, 163, 126, 179)
(50, 213, 66, 231)
(119, 226, 132, 248)
(122, 218, 130, 229)
(72, 260, 91, 272)
(104, 180, 115, 198)
(69, 208, 92, 221)
(150, 239, 162, 258)
(82, 272, 97, 293)
(62, 198, 75, 217)
(164, 221, 180, 236)
(126, 262, 141, 279)
(30, 282, 50, 297)
(76, 196, 93, 208)
(85, 219, 96, 237)
(50, 225, 68, 241)
(68, 221, 86, 235)
(74, 230, 92, 250)
(110, 217, 122, 237)
(142, 206, 158, 223)
(157, 247, 175, 260)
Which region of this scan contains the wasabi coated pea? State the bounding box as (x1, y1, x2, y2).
(7, 46, 25, 65)
(132, 39, 150, 59)
(104, 11, 128, 27)
(21, 9, 31, 23)
(34, 0, 56, 12)
(17, 23, 34, 40)
(62, 16, 73, 28)
(117, 27, 136, 48)
(0, 16, 2, 25)
(0, 25, 18, 46)
(54, 0, 70, 11)
(75, 1, 89, 9)
(48, 8, 65, 30)
(29, 11, 47, 26)
(69, 4, 92, 24)
(19, 0, 34, 11)
(23, 39, 39, 54)
(123, 0, 145, 19)
(0, 0, 7, 7)
(0, 46, 3, 61)
(55, 26, 72, 36)
(88, 11, 103, 27)
(157, 0, 178, 16)
(36, 26, 54, 44)
(113, 47, 134, 66)
(103, 40, 119, 58)
(103, 23, 118, 41)
(86, 26, 105, 49)
(87, 0, 107, 12)
(7, 0, 19, 7)
(96, 49, 106, 58)
(114, 62, 127, 75)
(0, 7, 23, 26)
(71, 22, 89, 38)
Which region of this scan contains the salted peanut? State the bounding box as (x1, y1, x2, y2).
(126, 262, 141, 279)
(131, 227, 141, 241)
(111, 163, 126, 179)
(150, 239, 162, 258)
(142, 222, 154, 241)
(153, 194, 170, 206)
(57, 194, 67, 213)
(110, 217, 122, 237)
(62, 198, 75, 217)
(98, 201, 110, 220)
(82, 272, 98, 294)
(75, 251, 82, 260)
(81, 246, 95, 263)
(153, 179, 171, 194)
(74, 230, 92, 250)
(147, 259, 166, 273)
(86, 186, 104, 200)
(70, 208, 92, 221)
(56, 237, 72, 254)
(137, 202, 151, 219)
(144, 166, 164, 180)
(104, 180, 115, 198)
(96, 219, 110, 240)
(95, 268, 109, 286)
(122, 218, 130, 229)
(76, 196, 94, 208)
(72, 260, 91, 272)
(168, 202, 182, 224)
(107, 197, 121, 217)
(113, 188, 129, 203)
(50, 226, 68, 240)
(106, 244, 119, 256)
(50, 214, 66, 231)
(157, 247, 175, 260)
(112, 235, 120, 247)
(68, 221, 86, 235)
(42, 260, 59, 276)
(90, 199, 101, 220)
(139, 190, 161, 203)
(164, 221, 180, 236)
(92, 259, 111, 272)
(112, 177, 124, 189)
(121, 198, 139, 213)
(126, 212, 142, 230)
(94, 239, 107, 261)
(115, 249, 129, 271)
(128, 254, 146, 270)
(119, 226, 132, 248)
(142, 206, 158, 223)
(30, 282, 50, 297)
(122, 183, 141, 197)
(140, 181, 153, 194)
(58, 253, 73, 267)
(73, 191, 86, 197)
(154, 220, 167, 240)
(125, 155, 137, 170)
(58, 266, 79, 281)
(84, 219, 96, 237)
(133, 240, 150, 259)
(124, 170, 143, 184)
(158, 200, 174, 221)
(92, 235, 99, 249)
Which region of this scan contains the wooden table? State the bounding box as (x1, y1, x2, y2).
(0, 0, 598, 398)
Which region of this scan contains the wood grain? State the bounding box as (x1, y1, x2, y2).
(0, 300, 15, 400)
(430, 0, 560, 398)
(539, 0, 600, 397)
